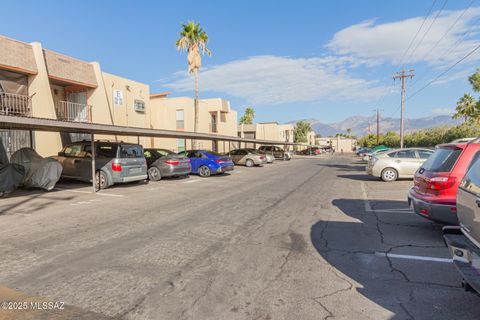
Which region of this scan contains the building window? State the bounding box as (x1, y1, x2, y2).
(134, 100, 145, 113)
(210, 112, 217, 133)
(177, 138, 185, 152)
(176, 109, 184, 129)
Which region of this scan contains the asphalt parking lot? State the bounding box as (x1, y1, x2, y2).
(0, 154, 479, 320)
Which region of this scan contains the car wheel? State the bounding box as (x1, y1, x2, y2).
(148, 166, 162, 181)
(95, 170, 108, 190)
(199, 165, 211, 177)
(381, 168, 398, 182)
(245, 159, 254, 167)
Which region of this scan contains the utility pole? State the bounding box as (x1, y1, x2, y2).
(376, 109, 380, 145)
(393, 69, 415, 148)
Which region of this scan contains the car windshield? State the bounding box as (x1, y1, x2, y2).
(119, 145, 143, 158)
(156, 149, 175, 157)
(421, 147, 462, 172)
(245, 149, 258, 154)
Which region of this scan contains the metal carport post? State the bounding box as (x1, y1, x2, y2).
(90, 134, 96, 192)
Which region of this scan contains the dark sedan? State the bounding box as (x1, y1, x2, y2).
(144, 148, 191, 181)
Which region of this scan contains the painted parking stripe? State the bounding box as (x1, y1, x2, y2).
(375, 252, 453, 263)
(54, 187, 91, 194)
(95, 192, 124, 197)
(182, 179, 203, 184)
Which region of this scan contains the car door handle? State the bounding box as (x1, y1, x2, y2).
(476, 199, 480, 208)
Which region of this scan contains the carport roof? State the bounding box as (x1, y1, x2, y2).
(0, 115, 308, 146)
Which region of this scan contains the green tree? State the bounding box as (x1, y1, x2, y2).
(294, 121, 312, 143)
(346, 128, 352, 136)
(239, 107, 255, 124)
(176, 21, 211, 146)
(453, 93, 477, 123)
(468, 68, 480, 92)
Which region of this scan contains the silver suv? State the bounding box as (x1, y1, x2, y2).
(53, 141, 147, 189)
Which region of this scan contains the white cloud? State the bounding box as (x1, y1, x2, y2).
(431, 107, 453, 115)
(163, 7, 480, 106)
(164, 55, 388, 105)
(327, 7, 480, 66)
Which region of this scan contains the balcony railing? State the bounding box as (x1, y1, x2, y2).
(0, 92, 32, 116)
(55, 101, 92, 122)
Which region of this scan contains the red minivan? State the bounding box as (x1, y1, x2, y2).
(408, 141, 480, 225)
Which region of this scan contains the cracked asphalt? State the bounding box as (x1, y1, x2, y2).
(0, 154, 479, 320)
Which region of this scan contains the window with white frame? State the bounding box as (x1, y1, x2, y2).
(176, 109, 184, 129)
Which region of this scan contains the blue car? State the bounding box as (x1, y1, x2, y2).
(178, 150, 234, 177)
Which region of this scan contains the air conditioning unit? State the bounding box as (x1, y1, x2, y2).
(134, 99, 145, 113)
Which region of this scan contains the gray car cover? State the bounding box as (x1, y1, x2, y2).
(0, 139, 25, 195)
(10, 148, 63, 191)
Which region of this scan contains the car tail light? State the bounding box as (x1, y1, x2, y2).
(164, 160, 180, 165)
(260, 156, 265, 160)
(427, 176, 457, 190)
(112, 163, 122, 172)
(214, 159, 224, 164)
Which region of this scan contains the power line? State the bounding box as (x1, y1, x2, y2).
(407, 43, 480, 101)
(404, 0, 448, 64)
(398, 0, 438, 67)
(418, 0, 475, 63)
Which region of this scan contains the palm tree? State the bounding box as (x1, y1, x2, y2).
(453, 93, 477, 123)
(176, 21, 211, 145)
(239, 107, 255, 124)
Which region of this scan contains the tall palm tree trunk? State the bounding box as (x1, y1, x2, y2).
(193, 72, 199, 149)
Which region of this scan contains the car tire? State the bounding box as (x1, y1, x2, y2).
(381, 167, 398, 182)
(199, 165, 211, 177)
(148, 166, 162, 181)
(245, 159, 254, 167)
(95, 170, 108, 190)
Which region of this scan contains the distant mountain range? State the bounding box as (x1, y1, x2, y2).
(288, 115, 461, 137)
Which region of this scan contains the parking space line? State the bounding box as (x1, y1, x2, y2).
(182, 179, 203, 184)
(54, 187, 91, 194)
(375, 252, 452, 263)
(96, 192, 125, 197)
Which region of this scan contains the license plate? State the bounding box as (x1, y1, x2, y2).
(130, 167, 142, 174)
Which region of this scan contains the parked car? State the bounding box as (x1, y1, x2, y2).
(263, 152, 275, 163)
(408, 141, 480, 224)
(443, 154, 480, 293)
(362, 148, 390, 162)
(258, 145, 293, 160)
(356, 147, 371, 156)
(366, 148, 434, 182)
(300, 147, 322, 155)
(10, 148, 61, 191)
(53, 141, 148, 189)
(178, 150, 234, 177)
(227, 148, 266, 167)
(143, 148, 191, 181)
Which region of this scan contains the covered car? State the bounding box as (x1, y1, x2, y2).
(10, 147, 62, 191)
(0, 140, 25, 196)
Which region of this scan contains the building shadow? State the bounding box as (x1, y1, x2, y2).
(309, 198, 479, 319)
(319, 164, 366, 171)
(337, 174, 379, 181)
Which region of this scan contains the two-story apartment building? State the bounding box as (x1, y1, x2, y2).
(149, 96, 238, 153)
(238, 122, 295, 150)
(0, 35, 239, 157)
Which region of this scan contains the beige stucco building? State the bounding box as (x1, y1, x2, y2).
(238, 122, 295, 150)
(150, 96, 238, 153)
(0, 35, 239, 157)
(317, 136, 357, 152)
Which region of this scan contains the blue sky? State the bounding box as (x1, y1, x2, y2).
(1, 0, 479, 124)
